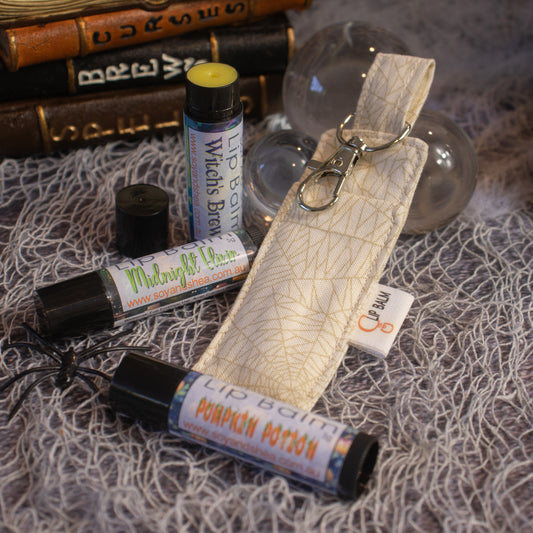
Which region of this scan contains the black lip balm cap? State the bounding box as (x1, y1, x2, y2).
(35, 271, 114, 338)
(116, 184, 169, 258)
(337, 432, 379, 499)
(109, 352, 189, 429)
(109, 353, 379, 499)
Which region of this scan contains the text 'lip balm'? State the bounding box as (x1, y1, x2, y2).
(109, 351, 379, 500)
(184, 62, 244, 241)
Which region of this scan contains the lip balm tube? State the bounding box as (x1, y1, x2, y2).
(34, 228, 263, 338)
(109, 352, 379, 500)
(184, 62, 243, 241)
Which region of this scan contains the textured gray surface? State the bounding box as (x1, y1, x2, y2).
(1, 0, 532, 531)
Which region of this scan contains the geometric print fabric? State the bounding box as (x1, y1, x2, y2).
(195, 54, 436, 409)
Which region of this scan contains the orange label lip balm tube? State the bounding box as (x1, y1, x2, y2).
(109, 352, 379, 500)
(184, 62, 244, 241)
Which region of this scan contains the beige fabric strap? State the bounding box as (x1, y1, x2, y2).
(354, 52, 436, 135)
(195, 53, 435, 410)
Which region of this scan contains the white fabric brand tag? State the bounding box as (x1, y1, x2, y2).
(348, 284, 414, 358)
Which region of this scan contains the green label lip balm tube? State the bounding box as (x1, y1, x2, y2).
(184, 62, 244, 241)
(109, 352, 379, 500)
(34, 228, 263, 338)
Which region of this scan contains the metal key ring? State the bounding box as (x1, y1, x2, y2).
(336, 113, 412, 152)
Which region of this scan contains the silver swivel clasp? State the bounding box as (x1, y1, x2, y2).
(296, 113, 412, 212)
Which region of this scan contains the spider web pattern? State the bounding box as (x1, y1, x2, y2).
(195, 55, 434, 409)
(0, 0, 532, 530)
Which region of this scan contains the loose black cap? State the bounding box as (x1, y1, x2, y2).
(35, 272, 114, 338)
(185, 63, 242, 123)
(116, 184, 169, 258)
(109, 352, 189, 429)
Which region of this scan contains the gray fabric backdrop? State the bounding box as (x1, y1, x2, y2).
(1, 0, 532, 531)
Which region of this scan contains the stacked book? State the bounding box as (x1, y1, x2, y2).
(0, 0, 311, 157)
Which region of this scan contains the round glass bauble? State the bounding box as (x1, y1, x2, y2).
(403, 109, 478, 234)
(244, 129, 317, 225)
(283, 21, 411, 141)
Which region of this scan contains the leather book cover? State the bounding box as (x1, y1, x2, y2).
(2, 1, 181, 27)
(0, 14, 293, 101)
(0, 0, 310, 71)
(0, 73, 282, 157)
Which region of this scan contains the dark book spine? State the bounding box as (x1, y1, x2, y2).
(0, 14, 293, 102)
(0, 0, 310, 70)
(0, 74, 282, 157)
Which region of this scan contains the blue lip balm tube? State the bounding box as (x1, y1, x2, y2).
(184, 62, 244, 241)
(109, 352, 379, 500)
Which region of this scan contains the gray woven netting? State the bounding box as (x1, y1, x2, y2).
(1, 0, 532, 531)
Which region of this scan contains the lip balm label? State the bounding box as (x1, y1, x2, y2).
(169, 372, 360, 494)
(101, 232, 250, 324)
(185, 115, 243, 240)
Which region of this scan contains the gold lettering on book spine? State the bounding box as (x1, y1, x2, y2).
(117, 115, 151, 135)
(154, 110, 181, 129)
(41, 111, 182, 149)
(52, 125, 82, 142)
(82, 123, 113, 140)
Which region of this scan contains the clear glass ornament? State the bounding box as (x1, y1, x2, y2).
(283, 21, 411, 141)
(404, 109, 478, 234)
(244, 129, 317, 226)
(244, 112, 477, 235)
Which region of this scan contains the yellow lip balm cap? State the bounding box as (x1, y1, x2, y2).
(185, 62, 241, 122)
(187, 62, 238, 88)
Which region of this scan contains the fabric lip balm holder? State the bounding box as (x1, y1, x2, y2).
(194, 53, 436, 411)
